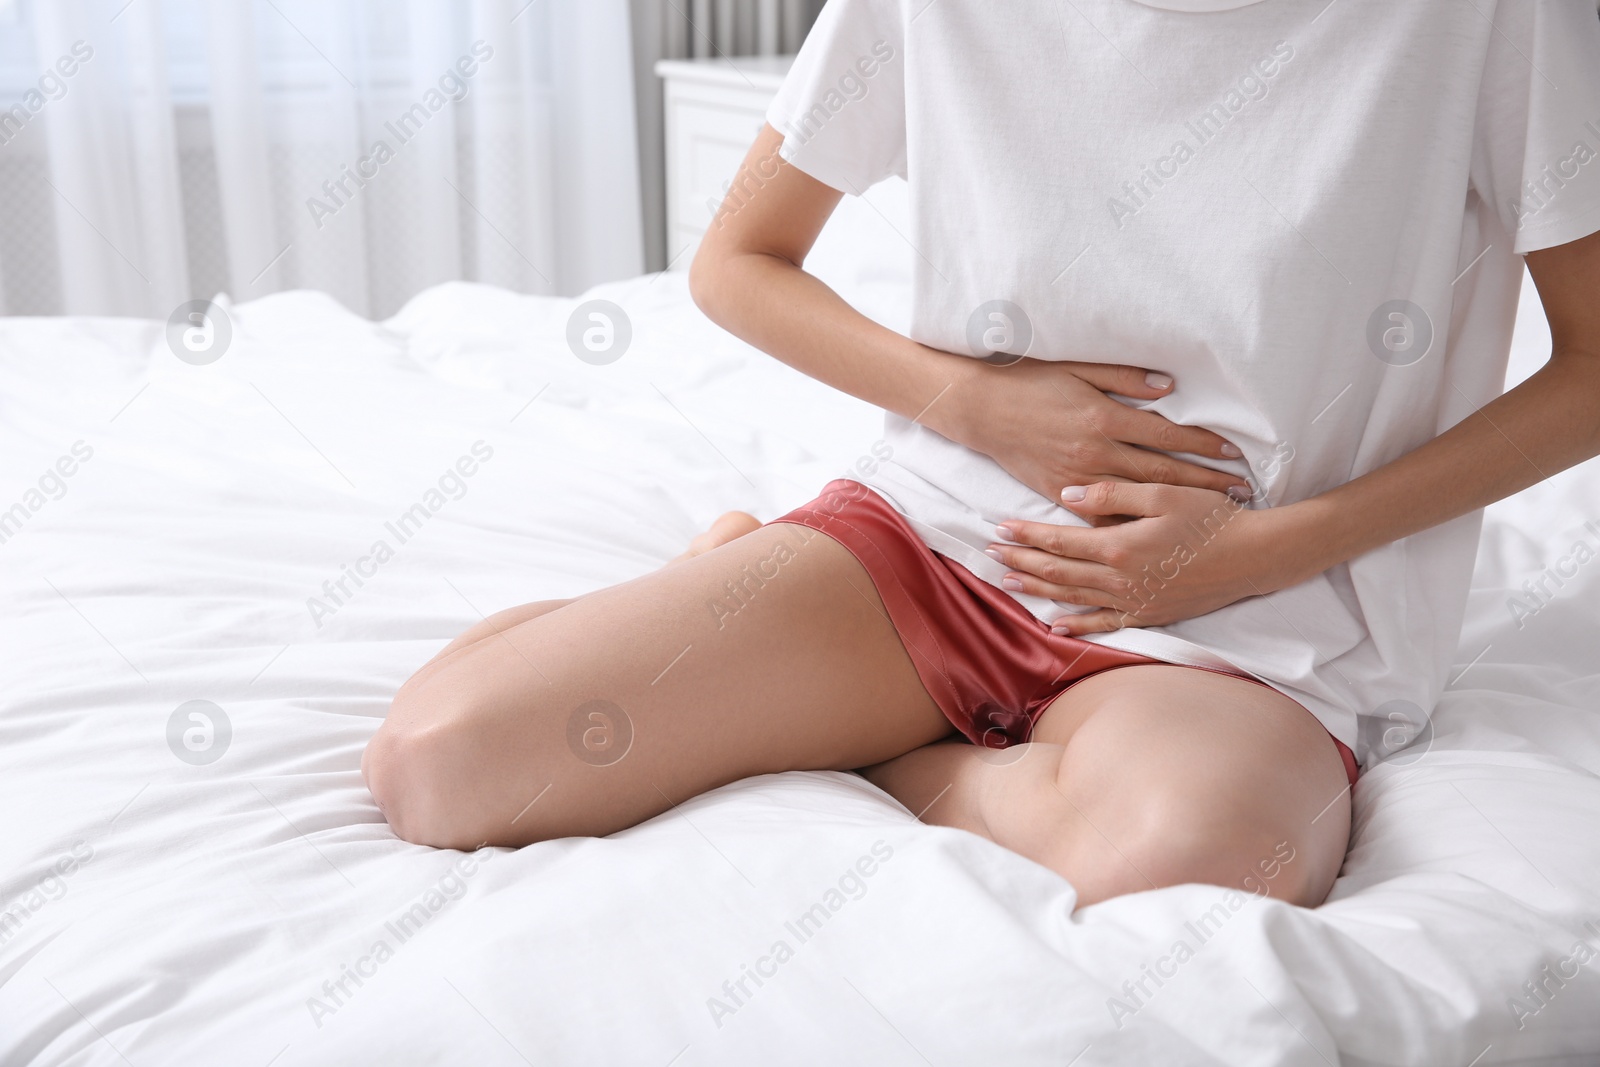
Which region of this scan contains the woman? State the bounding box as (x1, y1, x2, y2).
(363, 0, 1600, 908)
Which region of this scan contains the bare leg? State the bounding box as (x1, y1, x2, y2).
(370, 513, 1350, 908)
(669, 511, 763, 564)
(413, 511, 764, 674)
(363, 514, 954, 849)
(862, 665, 1352, 908)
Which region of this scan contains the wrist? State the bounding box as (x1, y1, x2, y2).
(912, 349, 983, 445)
(1253, 496, 1346, 591)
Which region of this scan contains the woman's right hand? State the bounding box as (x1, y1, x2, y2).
(692, 124, 1250, 512)
(934, 357, 1253, 509)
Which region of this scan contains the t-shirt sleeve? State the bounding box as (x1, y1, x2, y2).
(766, 0, 907, 195)
(1470, 1, 1600, 255)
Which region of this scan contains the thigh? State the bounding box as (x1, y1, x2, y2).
(367, 522, 953, 848)
(1036, 664, 1351, 905)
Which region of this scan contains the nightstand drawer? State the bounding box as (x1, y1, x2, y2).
(666, 96, 769, 243)
(657, 57, 793, 270)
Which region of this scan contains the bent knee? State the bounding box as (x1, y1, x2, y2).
(1137, 806, 1328, 906)
(364, 685, 538, 850)
(364, 715, 474, 849)
(1042, 684, 1350, 908)
(1061, 783, 1339, 907)
(364, 682, 624, 850)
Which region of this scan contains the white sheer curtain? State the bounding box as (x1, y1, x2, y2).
(657, 0, 821, 58)
(0, 0, 644, 318)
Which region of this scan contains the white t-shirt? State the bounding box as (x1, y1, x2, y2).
(768, 0, 1600, 766)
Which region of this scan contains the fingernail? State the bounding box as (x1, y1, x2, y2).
(1220, 443, 1243, 458)
(1061, 485, 1087, 502)
(994, 524, 1013, 541)
(984, 547, 1004, 562)
(1001, 576, 1024, 591)
(1050, 626, 1072, 636)
(1227, 484, 1252, 501)
(1145, 372, 1173, 390)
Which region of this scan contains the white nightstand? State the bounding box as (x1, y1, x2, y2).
(655, 56, 794, 269)
(655, 55, 912, 293)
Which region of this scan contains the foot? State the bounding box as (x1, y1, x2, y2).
(670, 511, 763, 564)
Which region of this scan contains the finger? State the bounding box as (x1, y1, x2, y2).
(1102, 444, 1252, 498)
(1057, 481, 1172, 519)
(1110, 406, 1246, 466)
(1049, 608, 1147, 637)
(993, 519, 1108, 563)
(996, 568, 1124, 610)
(1067, 362, 1176, 400)
(1058, 474, 1139, 526)
(987, 544, 1127, 597)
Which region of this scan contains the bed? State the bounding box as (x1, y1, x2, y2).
(3, 247, 1599, 1065)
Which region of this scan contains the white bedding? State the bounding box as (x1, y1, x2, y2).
(2, 268, 1598, 1066)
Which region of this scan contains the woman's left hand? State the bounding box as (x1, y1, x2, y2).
(989, 482, 1306, 636)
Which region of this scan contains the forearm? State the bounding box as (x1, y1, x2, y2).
(691, 249, 972, 434)
(1272, 351, 1600, 586)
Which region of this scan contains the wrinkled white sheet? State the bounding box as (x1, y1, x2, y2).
(1, 270, 1597, 1066)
